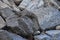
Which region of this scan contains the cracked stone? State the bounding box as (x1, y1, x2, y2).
(46, 30, 60, 40)
(0, 16, 6, 29)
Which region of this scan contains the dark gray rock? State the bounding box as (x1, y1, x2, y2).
(34, 34, 51, 40)
(0, 30, 27, 40)
(0, 16, 6, 29)
(6, 16, 35, 37)
(46, 30, 60, 40)
(0, 8, 40, 37)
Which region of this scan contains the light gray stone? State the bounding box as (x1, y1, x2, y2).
(39, 7, 60, 30)
(2, 0, 20, 12)
(0, 16, 6, 29)
(18, 0, 44, 10)
(46, 30, 60, 40)
(18, 0, 60, 30)
(0, 8, 18, 19)
(34, 34, 51, 40)
(0, 30, 27, 40)
(0, 1, 10, 9)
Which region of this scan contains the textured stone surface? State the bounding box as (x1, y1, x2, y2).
(0, 16, 6, 29)
(0, 30, 27, 40)
(21, 10, 40, 31)
(2, 0, 20, 12)
(39, 7, 60, 30)
(46, 30, 60, 40)
(34, 34, 51, 40)
(18, 0, 60, 30)
(6, 16, 34, 36)
(0, 8, 18, 19)
(18, 0, 44, 10)
(0, 1, 10, 9)
(0, 8, 40, 37)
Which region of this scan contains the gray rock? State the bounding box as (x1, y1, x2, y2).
(28, 6, 60, 30)
(6, 16, 34, 36)
(0, 8, 18, 19)
(2, 0, 20, 12)
(0, 1, 10, 9)
(0, 16, 6, 29)
(39, 7, 60, 30)
(18, 0, 44, 10)
(46, 30, 60, 40)
(34, 34, 51, 40)
(0, 30, 27, 40)
(18, 0, 60, 30)
(21, 10, 40, 31)
(0, 8, 40, 37)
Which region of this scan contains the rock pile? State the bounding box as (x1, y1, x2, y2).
(0, 0, 60, 40)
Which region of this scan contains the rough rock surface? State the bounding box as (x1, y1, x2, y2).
(34, 34, 51, 40)
(39, 7, 60, 30)
(0, 16, 6, 29)
(18, 0, 60, 30)
(18, 0, 44, 10)
(46, 30, 60, 40)
(0, 0, 60, 40)
(0, 30, 27, 40)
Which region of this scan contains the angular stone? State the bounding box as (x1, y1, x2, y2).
(0, 8, 18, 19)
(39, 7, 60, 30)
(0, 30, 27, 40)
(0, 8, 40, 37)
(18, 0, 60, 30)
(2, 0, 20, 12)
(18, 0, 44, 10)
(21, 10, 40, 31)
(6, 16, 34, 36)
(34, 34, 51, 40)
(0, 16, 6, 29)
(0, 1, 10, 9)
(46, 30, 60, 40)
(28, 6, 60, 30)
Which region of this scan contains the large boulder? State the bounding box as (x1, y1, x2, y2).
(22, 6, 60, 30)
(0, 1, 10, 9)
(0, 30, 27, 40)
(0, 8, 40, 37)
(18, 0, 44, 10)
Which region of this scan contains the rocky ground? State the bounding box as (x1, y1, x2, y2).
(0, 0, 60, 40)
